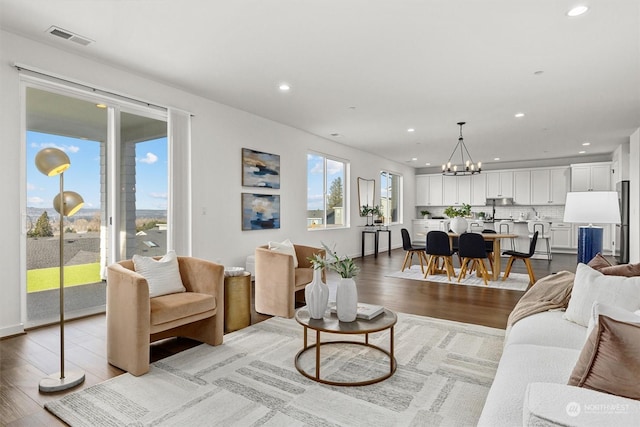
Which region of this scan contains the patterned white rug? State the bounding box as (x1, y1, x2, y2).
(386, 265, 530, 291)
(46, 313, 505, 426)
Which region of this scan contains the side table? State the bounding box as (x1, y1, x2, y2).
(224, 271, 251, 333)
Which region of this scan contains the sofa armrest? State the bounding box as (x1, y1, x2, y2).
(294, 245, 325, 269)
(524, 382, 640, 426)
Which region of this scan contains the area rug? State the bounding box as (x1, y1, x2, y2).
(45, 313, 505, 426)
(386, 265, 530, 291)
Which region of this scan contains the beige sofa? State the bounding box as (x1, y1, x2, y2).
(106, 256, 224, 376)
(254, 244, 325, 318)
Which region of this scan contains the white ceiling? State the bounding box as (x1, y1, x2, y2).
(2, 0, 639, 170)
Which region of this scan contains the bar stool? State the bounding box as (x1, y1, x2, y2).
(497, 220, 516, 251)
(528, 221, 551, 261)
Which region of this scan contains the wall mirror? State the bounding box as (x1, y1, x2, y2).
(357, 177, 375, 215)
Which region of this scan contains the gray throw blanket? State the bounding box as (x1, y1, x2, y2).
(507, 271, 575, 327)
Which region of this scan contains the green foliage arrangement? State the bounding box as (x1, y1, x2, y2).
(420, 210, 431, 216)
(444, 203, 471, 218)
(308, 242, 360, 278)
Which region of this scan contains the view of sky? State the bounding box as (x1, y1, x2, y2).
(307, 153, 344, 211)
(27, 131, 168, 211)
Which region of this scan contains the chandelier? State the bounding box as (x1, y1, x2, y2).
(442, 122, 481, 176)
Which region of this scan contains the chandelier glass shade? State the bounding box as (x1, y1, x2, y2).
(442, 122, 481, 176)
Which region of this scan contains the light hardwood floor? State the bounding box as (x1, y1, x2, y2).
(0, 249, 582, 426)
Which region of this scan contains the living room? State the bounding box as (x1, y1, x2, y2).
(1, 1, 640, 425)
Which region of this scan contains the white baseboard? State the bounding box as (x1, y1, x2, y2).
(0, 323, 25, 338)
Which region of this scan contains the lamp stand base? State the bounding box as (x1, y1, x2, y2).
(39, 370, 85, 393)
(577, 226, 603, 264)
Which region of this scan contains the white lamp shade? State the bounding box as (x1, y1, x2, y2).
(563, 191, 620, 224)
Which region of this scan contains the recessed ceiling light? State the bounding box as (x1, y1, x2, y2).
(515, 112, 525, 118)
(411, 157, 418, 161)
(425, 162, 431, 166)
(407, 128, 415, 132)
(278, 83, 291, 91)
(579, 150, 586, 154)
(494, 157, 500, 161)
(567, 6, 589, 17)
(96, 103, 107, 109)
(582, 142, 591, 146)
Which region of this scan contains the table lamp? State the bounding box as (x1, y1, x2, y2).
(563, 191, 620, 264)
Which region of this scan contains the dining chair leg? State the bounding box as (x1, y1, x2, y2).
(444, 257, 455, 281)
(524, 258, 537, 284)
(424, 255, 435, 278)
(401, 252, 411, 271)
(477, 260, 489, 285)
(458, 258, 469, 282)
(502, 257, 515, 281)
(417, 251, 426, 274)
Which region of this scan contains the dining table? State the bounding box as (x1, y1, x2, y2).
(447, 232, 518, 281)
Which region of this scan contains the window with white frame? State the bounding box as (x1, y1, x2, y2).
(380, 170, 402, 224)
(307, 152, 348, 229)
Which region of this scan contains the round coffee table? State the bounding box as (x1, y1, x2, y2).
(294, 308, 397, 386)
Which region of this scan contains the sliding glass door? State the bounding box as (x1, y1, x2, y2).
(24, 85, 168, 327)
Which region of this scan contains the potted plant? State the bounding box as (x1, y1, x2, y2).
(420, 209, 431, 219)
(444, 203, 471, 234)
(372, 205, 384, 224)
(311, 242, 359, 322)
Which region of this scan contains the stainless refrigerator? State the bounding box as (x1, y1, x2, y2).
(616, 180, 630, 264)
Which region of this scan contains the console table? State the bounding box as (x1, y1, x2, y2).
(361, 226, 391, 258)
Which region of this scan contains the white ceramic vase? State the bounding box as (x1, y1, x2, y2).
(305, 268, 329, 319)
(336, 277, 358, 322)
(450, 217, 468, 234)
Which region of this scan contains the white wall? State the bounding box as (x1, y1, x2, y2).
(629, 128, 640, 263)
(0, 30, 415, 337)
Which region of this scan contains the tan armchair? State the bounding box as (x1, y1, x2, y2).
(106, 256, 224, 376)
(255, 244, 325, 318)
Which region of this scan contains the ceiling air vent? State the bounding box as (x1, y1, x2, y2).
(46, 26, 93, 46)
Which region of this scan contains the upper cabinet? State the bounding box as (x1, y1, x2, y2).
(570, 162, 612, 191)
(531, 167, 570, 205)
(416, 174, 443, 206)
(513, 170, 531, 205)
(443, 175, 471, 205)
(471, 173, 487, 206)
(485, 171, 514, 198)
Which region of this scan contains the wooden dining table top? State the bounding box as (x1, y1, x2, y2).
(446, 232, 518, 239)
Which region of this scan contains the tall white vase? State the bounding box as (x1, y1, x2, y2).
(450, 217, 468, 234)
(305, 268, 329, 319)
(336, 277, 358, 322)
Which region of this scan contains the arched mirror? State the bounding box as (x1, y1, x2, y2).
(357, 177, 375, 216)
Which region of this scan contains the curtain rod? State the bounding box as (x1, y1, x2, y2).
(13, 62, 183, 114)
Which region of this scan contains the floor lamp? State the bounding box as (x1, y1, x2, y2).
(35, 147, 86, 393)
(563, 191, 620, 264)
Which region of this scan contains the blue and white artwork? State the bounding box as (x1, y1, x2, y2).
(242, 148, 280, 189)
(242, 193, 281, 230)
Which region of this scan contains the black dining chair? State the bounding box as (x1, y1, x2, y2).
(458, 232, 490, 285)
(401, 228, 427, 273)
(482, 229, 497, 272)
(424, 231, 455, 280)
(503, 231, 538, 285)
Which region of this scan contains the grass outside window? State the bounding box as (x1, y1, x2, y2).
(27, 262, 101, 293)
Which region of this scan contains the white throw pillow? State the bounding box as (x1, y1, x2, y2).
(585, 301, 640, 340)
(268, 239, 298, 268)
(564, 263, 640, 327)
(132, 250, 186, 298)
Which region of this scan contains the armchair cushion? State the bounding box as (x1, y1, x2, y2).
(268, 239, 298, 268)
(132, 250, 185, 297)
(150, 292, 216, 326)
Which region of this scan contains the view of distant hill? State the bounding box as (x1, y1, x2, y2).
(26, 207, 167, 220)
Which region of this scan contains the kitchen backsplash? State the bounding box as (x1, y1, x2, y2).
(417, 205, 565, 221)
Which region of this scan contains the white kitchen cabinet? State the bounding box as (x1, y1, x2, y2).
(550, 222, 572, 249)
(471, 173, 486, 206)
(531, 167, 570, 205)
(416, 175, 429, 206)
(412, 219, 428, 243)
(513, 170, 531, 205)
(486, 171, 514, 198)
(428, 175, 443, 206)
(571, 163, 612, 191)
(443, 175, 471, 205)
